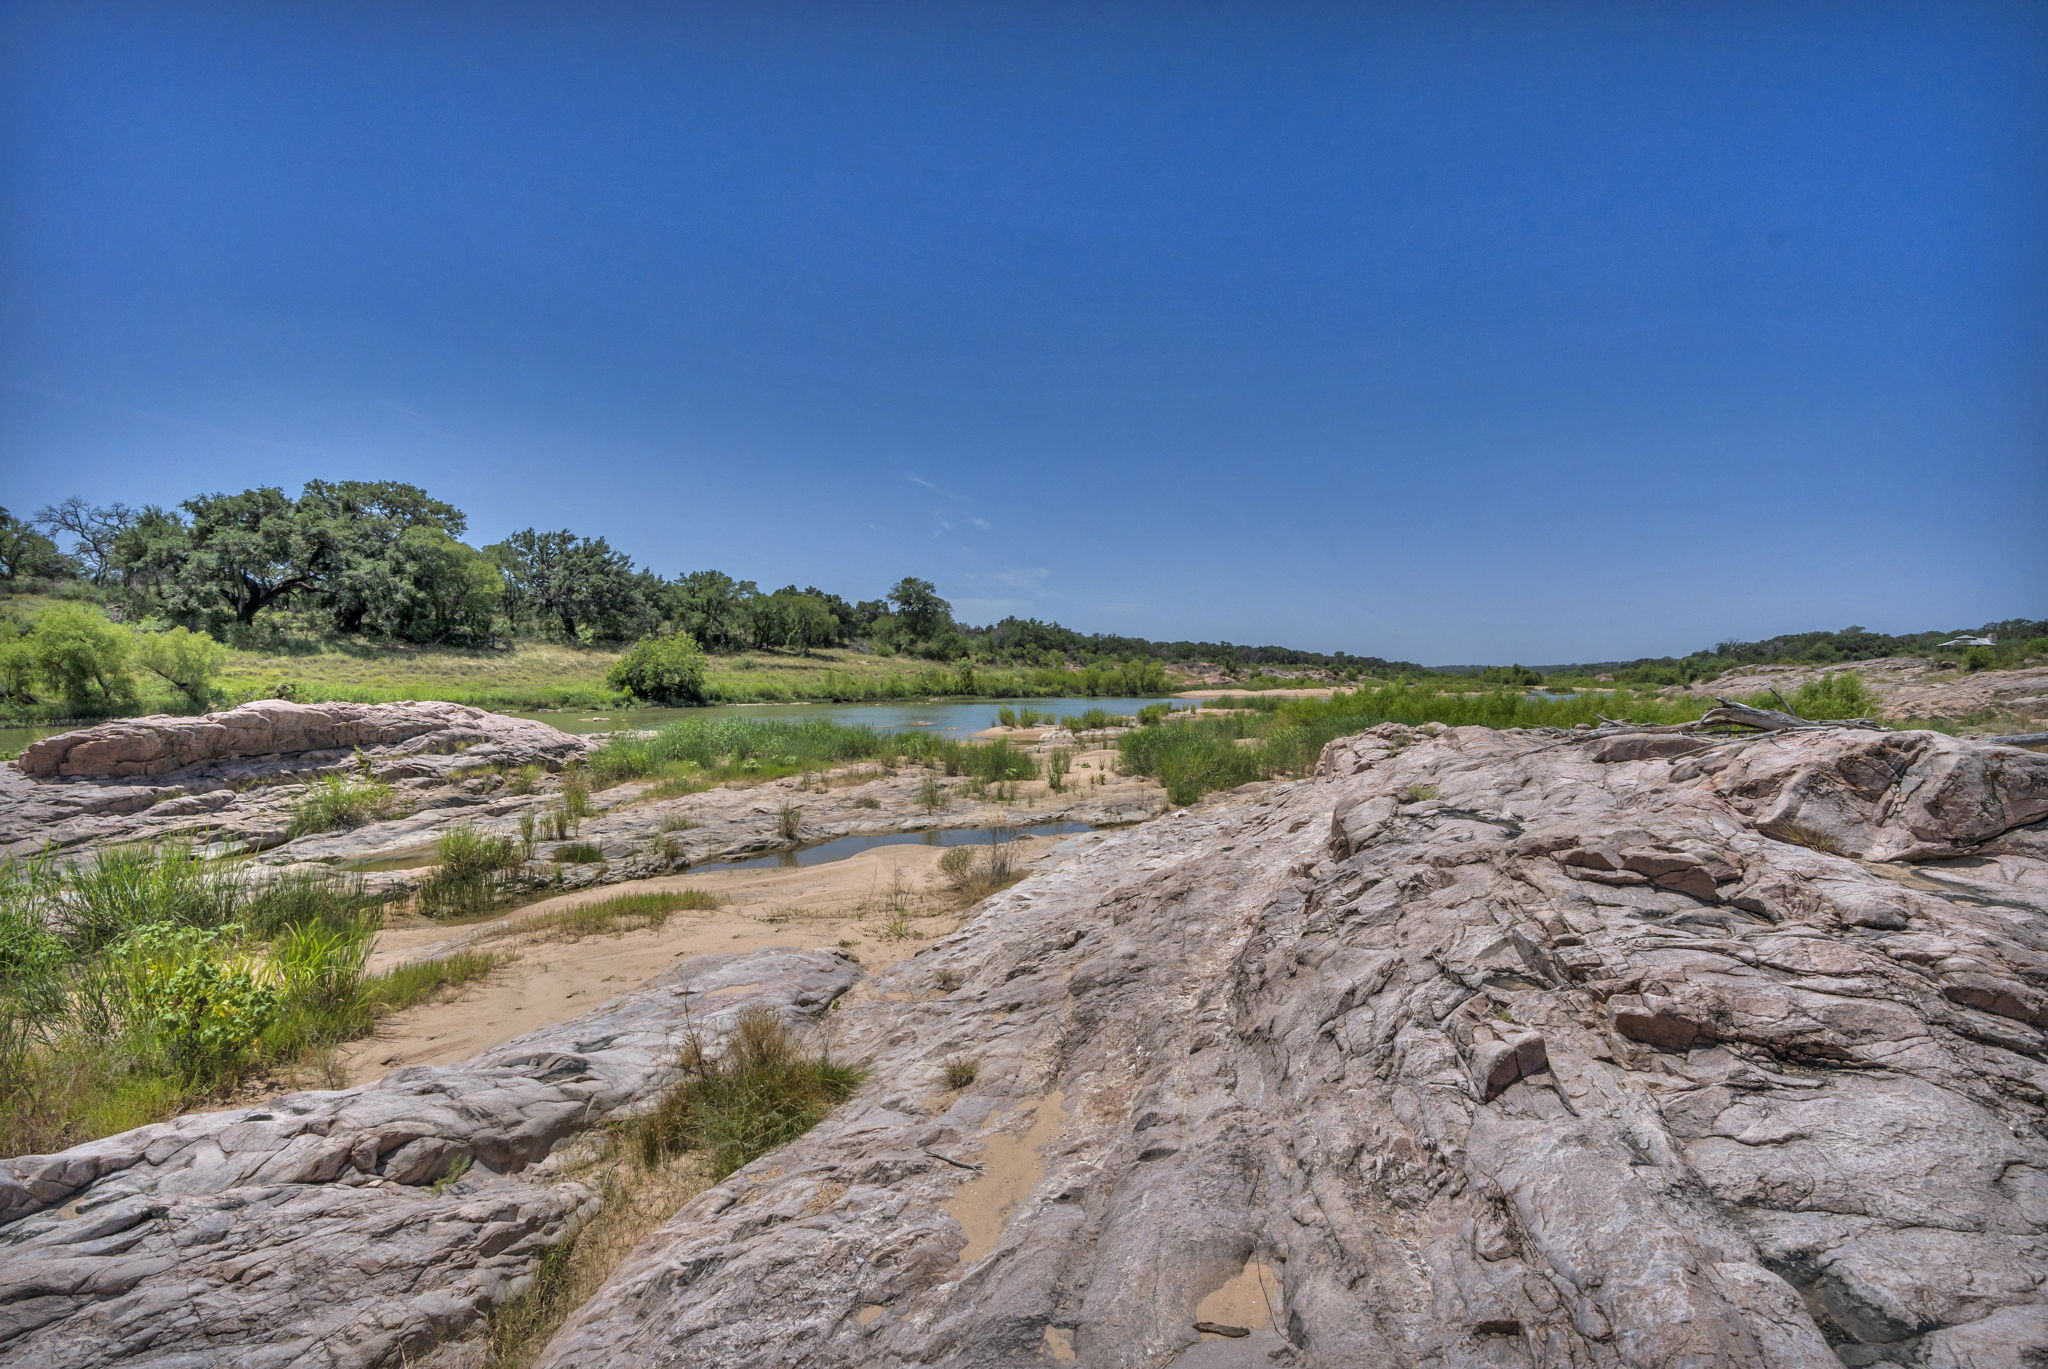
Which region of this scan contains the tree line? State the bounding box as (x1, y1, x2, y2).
(1, 484, 1411, 672)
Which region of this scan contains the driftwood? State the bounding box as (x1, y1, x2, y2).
(1574, 698, 2045, 752)
(1574, 696, 1888, 748)
(1983, 731, 2048, 748)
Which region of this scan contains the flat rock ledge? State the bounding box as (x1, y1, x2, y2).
(0, 948, 856, 1369)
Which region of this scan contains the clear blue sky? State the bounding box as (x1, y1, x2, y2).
(4, 1, 2043, 663)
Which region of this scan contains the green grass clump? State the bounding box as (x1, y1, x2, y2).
(286, 772, 400, 838)
(550, 841, 606, 864)
(364, 949, 503, 1012)
(589, 716, 902, 786)
(416, 826, 527, 919)
(501, 888, 725, 942)
(1119, 684, 1717, 806)
(634, 1007, 863, 1177)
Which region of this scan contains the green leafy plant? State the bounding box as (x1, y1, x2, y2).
(605, 631, 710, 704)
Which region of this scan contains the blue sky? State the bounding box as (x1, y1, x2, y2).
(3, 0, 2043, 663)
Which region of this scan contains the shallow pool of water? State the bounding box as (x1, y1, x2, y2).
(508, 697, 1188, 740)
(337, 844, 444, 872)
(708, 821, 1097, 871)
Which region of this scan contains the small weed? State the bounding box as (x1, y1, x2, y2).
(658, 813, 697, 833)
(550, 842, 606, 864)
(850, 795, 881, 810)
(942, 1056, 979, 1089)
(775, 803, 804, 843)
(1399, 783, 1442, 803)
(429, 1153, 473, 1194)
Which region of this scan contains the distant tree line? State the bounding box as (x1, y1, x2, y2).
(1541, 620, 2048, 684)
(0, 485, 1408, 673)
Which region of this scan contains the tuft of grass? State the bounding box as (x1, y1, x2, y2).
(942, 1056, 979, 1089)
(633, 1006, 863, 1178)
(550, 841, 606, 864)
(1398, 783, 1442, 803)
(500, 889, 725, 942)
(775, 802, 804, 843)
(364, 949, 504, 1012)
(416, 826, 525, 919)
(935, 833, 1020, 903)
(557, 769, 592, 820)
(285, 772, 400, 838)
(849, 795, 881, 810)
(1760, 819, 1847, 856)
(917, 773, 947, 814)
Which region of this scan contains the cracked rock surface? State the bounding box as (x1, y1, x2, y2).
(529, 724, 2048, 1368)
(0, 949, 856, 1369)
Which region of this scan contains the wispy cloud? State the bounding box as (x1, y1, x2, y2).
(899, 471, 991, 537)
(975, 567, 1050, 590)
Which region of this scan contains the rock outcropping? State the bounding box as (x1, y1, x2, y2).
(7, 723, 2047, 1367)
(1, 701, 588, 858)
(0, 949, 856, 1369)
(531, 725, 2048, 1368)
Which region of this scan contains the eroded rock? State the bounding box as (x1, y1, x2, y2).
(526, 724, 2048, 1367)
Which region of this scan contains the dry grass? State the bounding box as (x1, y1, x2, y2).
(481, 1144, 712, 1368)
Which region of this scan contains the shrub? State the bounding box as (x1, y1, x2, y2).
(111, 924, 280, 1078)
(606, 632, 710, 704)
(942, 1056, 979, 1089)
(25, 603, 135, 710)
(133, 626, 227, 710)
(1787, 670, 1883, 720)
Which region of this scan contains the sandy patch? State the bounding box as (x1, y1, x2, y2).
(1194, 1259, 1282, 1332)
(339, 837, 1069, 1087)
(944, 1090, 1069, 1266)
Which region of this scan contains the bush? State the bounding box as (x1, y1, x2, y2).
(606, 632, 709, 705)
(0, 846, 416, 1155)
(109, 924, 280, 1078)
(1787, 670, 1883, 720)
(26, 603, 135, 710)
(133, 626, 227, 709)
